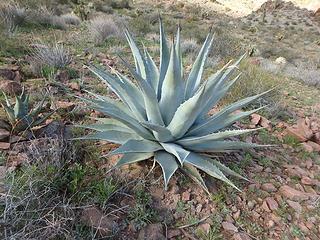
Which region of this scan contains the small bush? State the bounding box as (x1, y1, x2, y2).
(26, 6, 67, 30)
(30, 42, 72, 75)
(0, 3, 26, 35)
(181, 38, 199, 55)
(222, 59, 281, 114)
(88, 16, 121, 45)
(60, 13, 81, 25)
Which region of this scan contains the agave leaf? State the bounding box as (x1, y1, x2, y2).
(108, 139, 162, 156)
(2, 104, 15, 125)
(160, 142, 190, 165)
(185, 152, 240, 191)
(181, 163, 209, 195)
(79, 96, 154, 140)
(144, 48, 159, 93)
(199, 73, 241, 120)
(188, 103, 266, 137)
(29, 95, 47, 118)
(118, 56, 164, 126)
(209, 90, 272, 122)
(183, 140, 268, 152)
(158, 17, 170, 99)
(94, 117, 128, 126)
(175, 25, 183, 77)
(154, 151, 179, 190)
(167, 86, 205, 138)
(114, 152, 154, 168)
(159, 40, 184, 125)
(184, 32, 214, 99)
(140, 121, 174, 142)
(88, 65, 146, 121)
(89, 65, 144, 106)
(2, 91, 12, 107)
(29, 111, 54, 128)
(178, 128, 261, 145)
(13, 96, 28, 119)
(124, 28, 146, 79)
(74, 130, 140, 144)
(80, 93, 132, 116)
(206, 157, 248, 181)
(76, 123, 134, 133)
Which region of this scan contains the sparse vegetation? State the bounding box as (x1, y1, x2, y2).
(88, 15, 121, 45)
(0, 0, 320, 239)
(0, 3, 26, 35)
(30, 42, 72, 76)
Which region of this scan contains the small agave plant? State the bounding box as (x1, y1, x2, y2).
(1, 88, 52, 134)
(77, 20, 270, 193)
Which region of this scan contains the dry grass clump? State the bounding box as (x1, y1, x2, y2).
(222, 59, 281, 115)
(0, 3, 26, 35)
(26, 6, 67, 30)
(181, 38, 199, 55)
(88, 16, 121, 45)
(60, 13, 81, 26)
(30, 42, 72, 70)
(0, 137, 121, 239)
(283, 63, 320, 87)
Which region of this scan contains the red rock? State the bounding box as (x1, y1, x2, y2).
(181, 191, 190, 201)
(0, 142, 10, 150)
(250, 113, 261, 125)
(13, 71, 22, 82)
(0, 80, 22, 95)
(233, 232, 251, 240)
(198, 223, 211, 234)
(138, 223, 165, 240)
(285, 118, 313, 142)
(222, 221, 238, 232)
(286, 200, 302, 214)
(55, 101, 75, 111)
(267, 220, 275, 228)
(285, 165, 308, 178)
(301, 176, 313, 185)
(279, 185, 309, 201)
(302, 142, 314, 152)
(313, 132, 320, 144)
(266, 197, 279, 211)
(0, 68, 16, 80)
(305, 141, 320, 152)
(81, 207, 117, 235)
(261, 183, 277, 192)
(167, 229, 181, 239)
(262, 200, 271, 212)
(0, 129, 10, 141)
(68, 82, 81, 91)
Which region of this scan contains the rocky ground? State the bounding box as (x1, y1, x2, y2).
(0, 0, 320, 239)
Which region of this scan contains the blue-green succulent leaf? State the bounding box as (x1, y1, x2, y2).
(185, 152, 240, 191)
(140, 121, 174, 142)
(160, 142, 190, 165)
(109, 139, 162, 155)
(155, 151, 179, 190)
(114, 152, 154, 168)
(159, 42, 184, 125)
(158, 17, 170, 99)
(185, 32, 214, 99)
(74, 130, 139, 144)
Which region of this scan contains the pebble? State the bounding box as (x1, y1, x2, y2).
(261, 183, 277, 192)
(222, 221, 238, 232)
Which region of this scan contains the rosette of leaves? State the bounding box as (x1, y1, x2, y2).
(77, 20, 270, 193)
(1, 88, 52, 134)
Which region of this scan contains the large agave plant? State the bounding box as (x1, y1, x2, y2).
(1, 88, 52, 133)
(77, 20, 269, 193)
